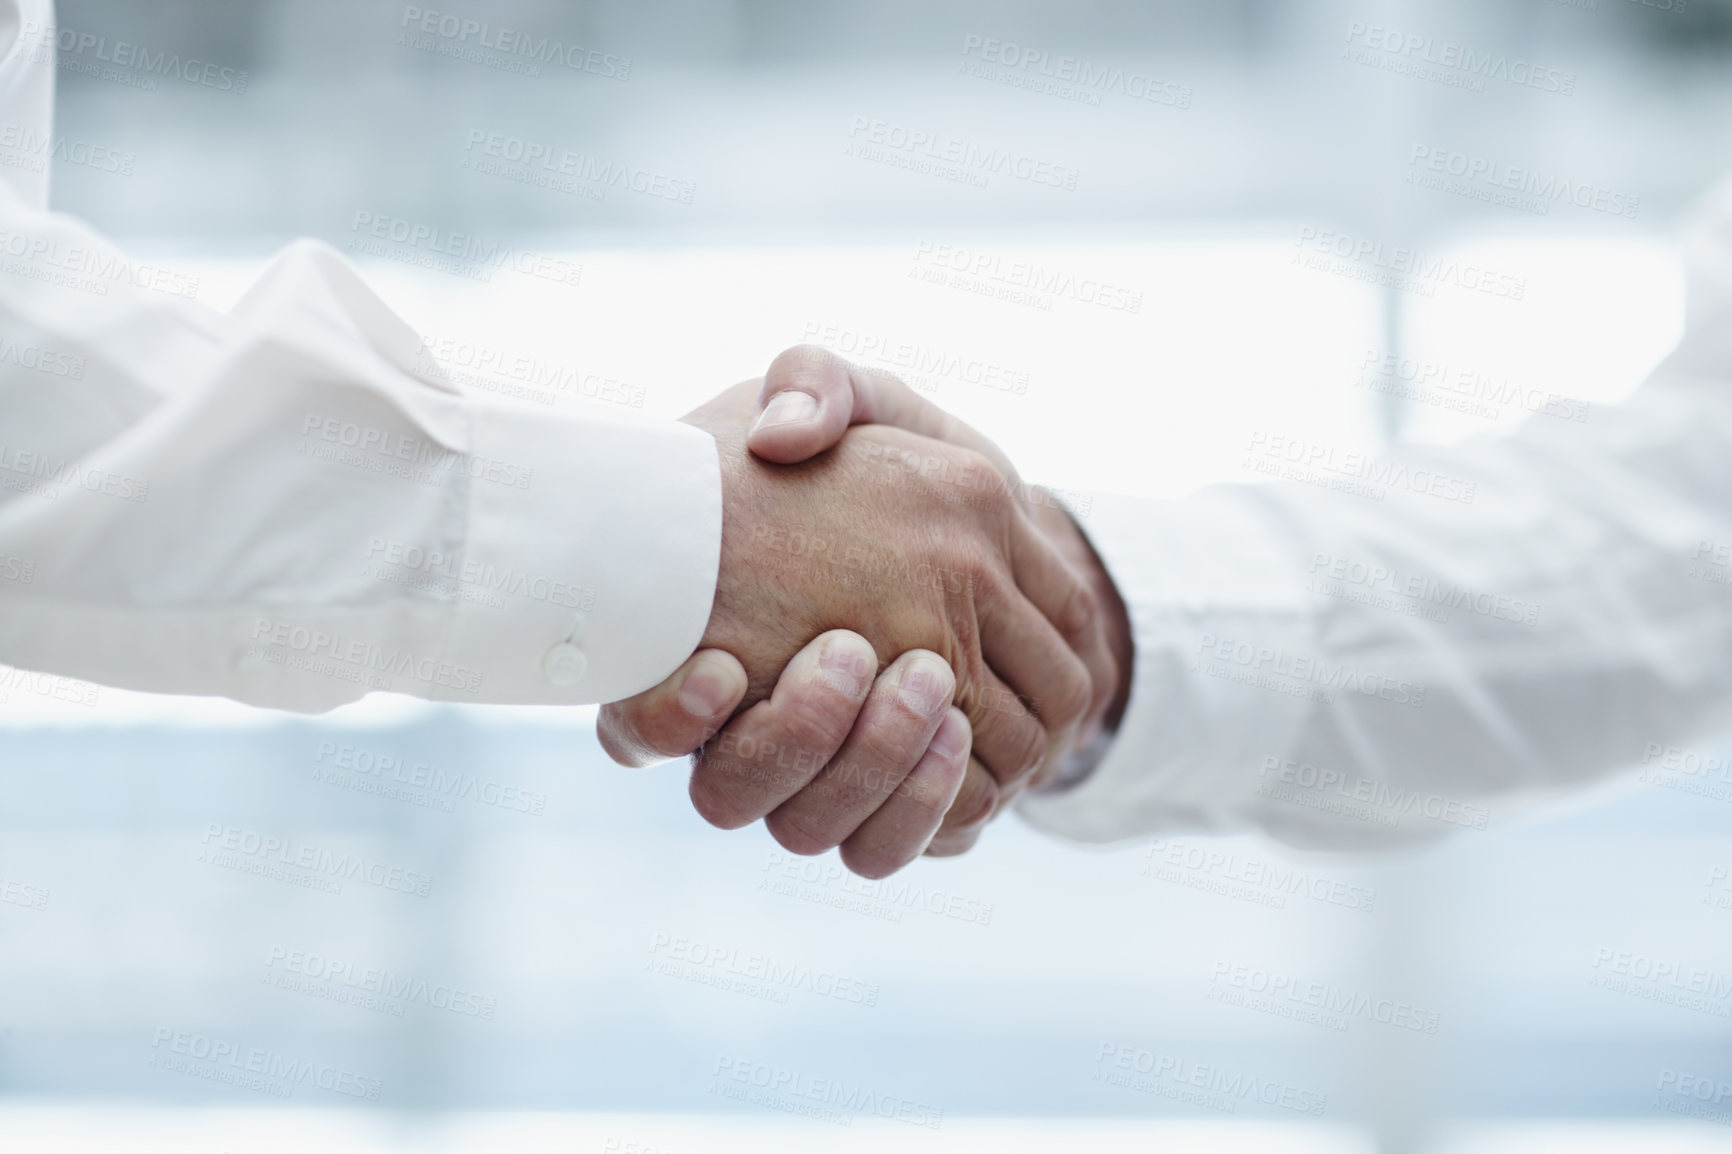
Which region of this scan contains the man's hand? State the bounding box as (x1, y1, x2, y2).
(600, 357, 1121, 872)
(744, 345, 1133, 750)
(601, 630, 973, 878)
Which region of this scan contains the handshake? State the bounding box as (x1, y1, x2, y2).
(599, 346, 1133, 879)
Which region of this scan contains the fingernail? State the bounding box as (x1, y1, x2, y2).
(819, 637, 874, 697)
(750, 390, 819, 434)
(677, 654, 737, 718)
(897, 656, 953, 718)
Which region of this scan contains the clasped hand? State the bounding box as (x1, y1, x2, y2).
(600, 346, 1131, 877)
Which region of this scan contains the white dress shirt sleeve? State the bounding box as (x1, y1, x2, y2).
(0, 0, 722, 712)
(1020, 173, 1732, 850)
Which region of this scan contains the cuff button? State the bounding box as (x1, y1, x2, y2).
(542, 642, 588, 687)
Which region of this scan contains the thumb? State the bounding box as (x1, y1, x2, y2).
(597, 649, 748, 768)
(746, 344, 860, 464)
(747, 344, 1021, 482)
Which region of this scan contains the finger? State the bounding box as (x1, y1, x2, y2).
(934, 756, 999, 838)
(985, 771, 1032, 820)
(765, 650, 956, 856)
(687, 630, 878, 830)
(1003, 505, 1118, 760)
(597, 650, 748, 768)
(751, 345, 1110, 766)
(924, 825, 984, 859)
(956, 660, 1049, 799)
(747, 346, 853, 464)
(975, 556, 1096, 786)
(748, 345, 1021, 475)
(839, 708, 971, 878)
(1027, 505, 1123, 747)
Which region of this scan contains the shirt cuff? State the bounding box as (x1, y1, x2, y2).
(435, 403, 722, 705)
(1017, 489, 1313, 844)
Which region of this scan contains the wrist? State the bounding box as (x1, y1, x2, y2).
(1071, 512, 1134, 732)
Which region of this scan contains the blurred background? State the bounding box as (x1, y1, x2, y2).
(5, 0, 1732, 1150)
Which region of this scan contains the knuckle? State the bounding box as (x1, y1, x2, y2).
(594, 707, 643, 767)
(769, 344, 852, 404)
(893, 770, 952, 817)
(636, 710, 700, 761)
(601, 718, 686, 769)
(840, 840, 906, 881)
(774, 342, 839, 379)
(687, 770, 756, 831)
(958, 451, 1014, 513)
(1057, 578, 1100, 641)
(1047, 659, 1094, 728)
(765, 806, 843, 857)
(773, 693, 853, 764)
(944, 538, 994, 583)
(954, 557, 1007, 616)
(839, 737, 916, 801)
